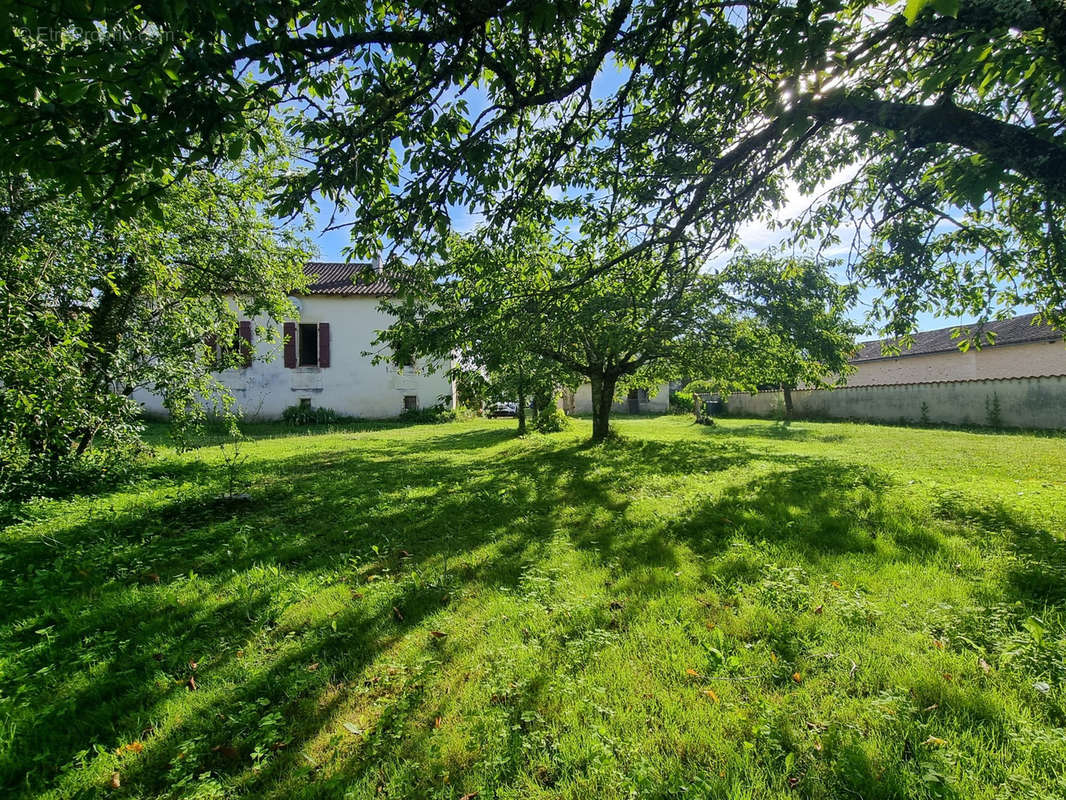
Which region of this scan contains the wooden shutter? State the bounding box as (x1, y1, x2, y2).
(238, 321, 253, 368)
(283, 322, 297, 368)
(318, 322, 330, 368)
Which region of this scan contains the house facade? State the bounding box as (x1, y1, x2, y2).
(134, 263, 453, 420)
(848, 313, 1066, 386)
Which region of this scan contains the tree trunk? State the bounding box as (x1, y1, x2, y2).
(517, 389, 527, 434)
(782, 384, 794, 418)
(590, 373, 617, 442)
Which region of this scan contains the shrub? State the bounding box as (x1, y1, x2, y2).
(281, 404, 339, 426)
(532, 406, 570, 433)
(399, 403, 457, 424)
(670, 391, 694, 414)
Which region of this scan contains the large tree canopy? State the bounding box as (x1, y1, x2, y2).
(0, 133, 311, 496)
(3, 1, 1063, 328)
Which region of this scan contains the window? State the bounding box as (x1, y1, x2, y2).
(298, 323, 319, 366)
(403, 395, 419, 411)
(299, 398, 312, 409)
(208, 321, 252, 369)
(284, 321, 329, 368)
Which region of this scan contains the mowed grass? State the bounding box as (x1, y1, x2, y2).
(2, 416, 1066, 800)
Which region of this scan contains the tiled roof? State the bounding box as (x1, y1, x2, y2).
(851, 312, 1063, 363)
(299, 262, 395, 296)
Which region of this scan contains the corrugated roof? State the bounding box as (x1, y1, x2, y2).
(851, 312, 1062, 363)
(299, 262, 395, 296)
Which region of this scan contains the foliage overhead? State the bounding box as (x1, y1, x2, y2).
(3, 1, 1065, 331)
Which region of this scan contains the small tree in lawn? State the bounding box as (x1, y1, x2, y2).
(377, 226, 745, 442)
(378, 235, 577, 435)
(720, 254, 863, 418)
(380, 227, 865, 441)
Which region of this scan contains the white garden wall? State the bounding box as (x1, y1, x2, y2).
(726, 376, 1066, 430)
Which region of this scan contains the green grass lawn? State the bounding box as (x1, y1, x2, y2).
(2, 416, 1065, 799)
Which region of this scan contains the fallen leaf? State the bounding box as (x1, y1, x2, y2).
(978, 658, 992, 675)
(366, 574, 380, 582)
(813, 604, 823, 615)
(830, 581, 841, 589)
(351, 591, 364, 599)
(392, 606, 404, 622)
(429, 630, 447, 639)
(933, 639, 945, 650)
(188, 659, 198, 670)
(147, 573, 160, 584)
(110, 772, 121, 789)
(187, 676, 197, 691)
(770, 652, 778, 663)
(924, 703, 939, 712)
(458, 793, 478, 800)
(788, 776, 800, 787)
(434, 716, 443, 728)
(236, 650, 244, 658)
(942, 673, 953, 682)
(342, 722, 364, 735)
(686, 668, 702, 678)
(703, 689, 719, 703)
(923, 736, 947, 747)
(813, 740, 823, 752)
(398, 550, 411, 558)
(792, 672, 803, 684)
(307, 662, 320, 672)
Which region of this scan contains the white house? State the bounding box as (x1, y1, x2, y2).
(134, 262, 453, 420)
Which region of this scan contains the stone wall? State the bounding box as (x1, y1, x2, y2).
(726, 376, 1066, 430)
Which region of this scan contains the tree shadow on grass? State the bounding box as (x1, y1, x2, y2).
(1, 423, 1059, 798)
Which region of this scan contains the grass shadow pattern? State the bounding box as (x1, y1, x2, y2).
(1, 416, 1065, 799)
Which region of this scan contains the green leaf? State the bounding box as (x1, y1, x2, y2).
(902, 0, 927, 24)
(931, 0, 960, 18)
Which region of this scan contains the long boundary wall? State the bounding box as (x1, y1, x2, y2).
(726, 376, 1066, 430)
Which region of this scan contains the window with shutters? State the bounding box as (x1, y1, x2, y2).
(298, 323, 319, 366)
(403, 395, 419, 411)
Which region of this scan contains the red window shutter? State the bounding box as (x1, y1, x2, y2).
(318, 322, 330, 368)
(238, 320, 253, 367)
(283, 322, 297, 368)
